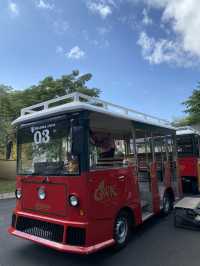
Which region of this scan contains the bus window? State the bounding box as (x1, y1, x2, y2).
(89, 131, 130, 169)
(17, 119, 80, 176)
(177, 134, 194, 157)
(194, 135, 200, 157)
(136, 138, 151, 172)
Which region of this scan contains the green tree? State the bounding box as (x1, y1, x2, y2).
(0, 85, 15, 158)
(0, 70, 100, 159)
(10, 70, 100, 119)
(171, 117, 190, 127)
(183, 82, 200, 124)
(172, 82, 200, 127)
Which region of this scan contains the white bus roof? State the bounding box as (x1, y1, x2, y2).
(12, 92, 174, 130)
(176, 126, 200, 136)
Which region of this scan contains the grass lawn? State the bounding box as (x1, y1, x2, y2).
(0, 179, 16, 194)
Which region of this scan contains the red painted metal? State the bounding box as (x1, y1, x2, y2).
(178, 157, 198, 178)
(176, 160, 183, 197)
(164, 161, 171, 188)
(150, 162, 160, 214)
(22, 182, 67, 217)
(8, 227, 115, 255)
(9, 156, 180, 254)
(9, 163, 178, 254)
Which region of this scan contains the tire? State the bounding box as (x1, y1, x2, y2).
(113, 211, 131, 250)
(162, 193, 173, 215)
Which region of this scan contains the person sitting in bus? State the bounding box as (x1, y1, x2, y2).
(90, 131, 115, 158)
(63, 153, 79, 174)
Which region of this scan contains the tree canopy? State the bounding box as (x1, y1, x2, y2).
(0, 70, 100, 159)
(183, 82, 200, 125)
(172, 82, 200, 127)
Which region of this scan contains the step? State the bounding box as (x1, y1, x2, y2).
(142, 211, 154, 222)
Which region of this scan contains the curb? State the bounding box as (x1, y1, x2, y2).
(0, 192, 15, 200)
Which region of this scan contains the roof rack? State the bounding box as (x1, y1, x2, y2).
(21, 92, 171, 127)
(176, 126, 200, 135)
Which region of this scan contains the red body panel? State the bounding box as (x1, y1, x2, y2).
(15, 175, 88, 222)
(22, 182, 67, 217)
(176, 161, 183, 197)
(150, 162, 160, 214)
(9, 162, 177, 254)
(178, 157, 197, 178)
(8, 227, 114, 255)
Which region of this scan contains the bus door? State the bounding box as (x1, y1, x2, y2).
(137, 135, 154, 217)
(155, 137, 165, 200)
(163, 136, 172, 188)
(149, 136, 160, 214)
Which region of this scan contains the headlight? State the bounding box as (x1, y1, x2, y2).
(38, 187, 46, 200)
(69, 195, 79, 207)
(15, 189, 22, 199)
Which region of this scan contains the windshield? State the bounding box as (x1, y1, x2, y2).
(17, 118, 80, 176)
(177, 135, 195, 157)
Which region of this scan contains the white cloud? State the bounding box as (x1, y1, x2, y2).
(142, 8, 153, 25)
(135, 0, 200, 67)
(143, 0, 169, 8)
(161, 0, 200, 57)
(8, 2, 19, 16)
(36, 0, 54, 10)
(118, 14, 138, 31)
(86, 0, 113, 19)
(127, 0, 168, 8)
(66, 46, 85, 60)
(106, 0, 118, 8)
(137, 31, 196, 67)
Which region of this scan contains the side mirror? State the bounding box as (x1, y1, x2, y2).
(71, 126, 84, 155)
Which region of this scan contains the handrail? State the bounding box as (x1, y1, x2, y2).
(20, 92, 171, 127)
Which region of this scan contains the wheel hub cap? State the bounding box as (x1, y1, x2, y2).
(164, 198, 170, 212)
(116, 217, 128, 244)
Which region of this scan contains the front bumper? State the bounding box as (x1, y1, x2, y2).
(8, 212, 115, 255)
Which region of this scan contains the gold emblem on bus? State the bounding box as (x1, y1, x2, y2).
(94, 180, 117, 202)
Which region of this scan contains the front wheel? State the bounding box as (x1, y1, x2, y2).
(113, 211, 131, 250)
(162, 193, 173, 215)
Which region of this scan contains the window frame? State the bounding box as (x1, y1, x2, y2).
(16, 112, 89, 176)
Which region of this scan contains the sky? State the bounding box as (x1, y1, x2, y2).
(1, 0, 200, 121)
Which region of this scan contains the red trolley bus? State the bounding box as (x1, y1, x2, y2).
(9, 93, 182, 254)
(177, 127, 200, 194)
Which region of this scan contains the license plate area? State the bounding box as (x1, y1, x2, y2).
(22, 182, 67, 217)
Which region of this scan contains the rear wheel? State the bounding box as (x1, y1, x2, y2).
(113, 211, 131, 249)
(162, 193, 173, 215)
